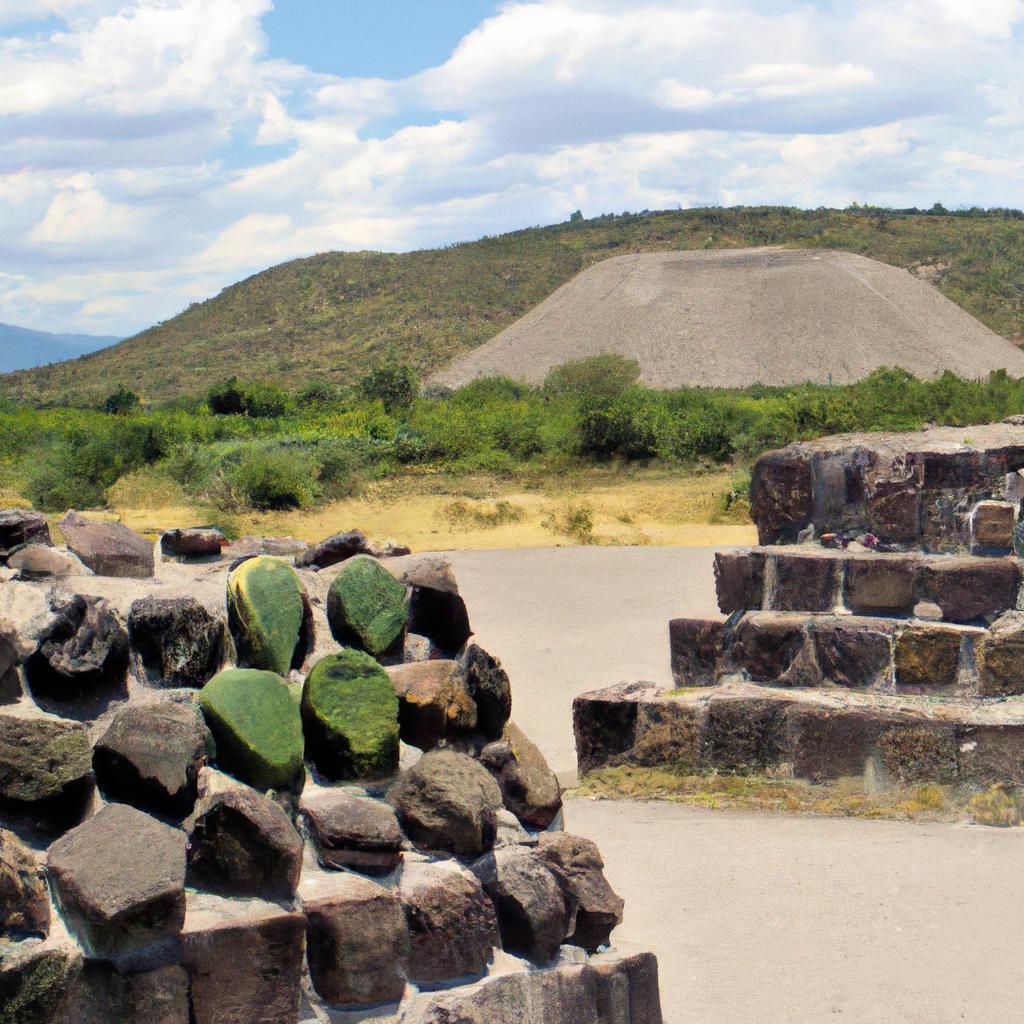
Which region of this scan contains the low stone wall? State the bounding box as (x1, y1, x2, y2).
(0, 512, 662, 1024)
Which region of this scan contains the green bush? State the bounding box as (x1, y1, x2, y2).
(544, 354, 641, 402)
(359, 365, 418, 413)
(230, 448, 318, 510)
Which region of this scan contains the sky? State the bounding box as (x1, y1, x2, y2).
(1, 0, 1023, 337)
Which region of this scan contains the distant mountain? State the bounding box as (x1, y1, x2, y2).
(0, 322, 120, 373)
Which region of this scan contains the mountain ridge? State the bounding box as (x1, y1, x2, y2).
(0, 322, 120, 375)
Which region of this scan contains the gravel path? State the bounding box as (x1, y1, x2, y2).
(434, 248, 1024, 388)
(448, 545, 1024, 1024)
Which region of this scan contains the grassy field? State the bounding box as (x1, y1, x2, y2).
(4, 205, 1024, 405)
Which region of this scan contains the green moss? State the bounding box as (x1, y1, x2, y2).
(326, 556, 408, 657)
(0, 715, 92, 803)
(227, 556, 306, 674)
(199, 668, 304, 792)
(0, 945, 82, 1024)
(301, 650, 399, 780)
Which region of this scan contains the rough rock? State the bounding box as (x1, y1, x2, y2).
(0, 509, 51, 561)
(668, 618, 725, 688)
(185, 785, 303, 899)
(294, 528, 370, 570)
(59, 513, 154, 578)
(750, 450, 813, 546)
(457, 642, 512, 740)
(893, 625, 962, 691)
(0, 941, 82, 1024)
(592, 952, 665, 1024)
(536, 832, 624, 952)
(59, 963, 189, 1024)
(303, 873, 410, 1007)
(0, 710, 92, 805)
(971, 500, 1015, 552)
(917, 557, 1020, 623)
(480, 721, 562, 830)
(704, 697, 789, 772)
(398, 859, 498, 983)
(713, 550, 765, 614)
(46, 803, 186, 957)
(394, 554, 472, 653)
(403, 632, 445, 663)
(199, 668, 305, 793)
(7, 545, 90, 580)
(301, 650, 400, 781)
(389, 748, 503, 859)
(729, 614, 816, 686)
(471, 845, 569, 965)
(182, 892, 305, 1024)
(127, 597, 224, 688)
(222, 535, 308, 559)
(0, 630, 20, 705)
(92, 701, 208, 816)
(387, 659, 476, 750)
(326, 555, 409, 657)
(812, 619, 893, 689)
(300, 789, 404, 875)
(843, 557, 916, 615)
(771, 552, 839, 612)
(26, 595, 128, 702)
(226, 556, 307, 675)
(159, 528, 223, 560)
(1, 829, 50, 938)
(976, 613, 1024, 697)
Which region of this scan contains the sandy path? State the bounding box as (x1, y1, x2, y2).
(446, 546, 1024, 1024)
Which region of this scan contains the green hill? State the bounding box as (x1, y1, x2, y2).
(4, 205, 1023, 406)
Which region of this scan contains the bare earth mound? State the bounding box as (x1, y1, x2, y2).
(433, 248, 1024, 388)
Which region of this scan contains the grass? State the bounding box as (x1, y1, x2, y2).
(4, 205, 1024, 405)
(572, 765, 1024, 826)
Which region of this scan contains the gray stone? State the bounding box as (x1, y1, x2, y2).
(976, 613, 1024, 697)
(480, 721, 562, 831)
(46, 803, 186, 957)
(300, 789, 404, 876)
(0, 510, 51, 561)
(713, 550, 765, 614)
(457, 642, 512, 740)
(127, 596, 225, 689)
(843, 557, 916, 615)
(0, 630, 20, 705)
(7, 545, 90, 580)
(59, 513, 154, 578)
(669, 617, 725, 688)
(394, 554, 472, 653)
(771, 552, 839, 612)
(159, 528, 223, 560)
(0, 940, 82, 1024)
(295, 528, 370, 570)
(0, 710, 92, 806)
(387, 660, 477, 750)
(917, 557, 1020, 623)
(59, 963, 189, 1024)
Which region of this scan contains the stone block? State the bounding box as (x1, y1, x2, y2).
(866, 487, 921, 545)
(956, 724, 1024, 786)
(703, 697, 789, 772)
(457, 643, 512, 740)
(893, 626, 962, 691)
(60, 963, 189, 1024)
(127, 596, 225, 688)
(159, 528, 223, 560)
(59, 513, 153, 578)
(300, 789, 404, 876)
(785, 705, 887, 781)
(976, 613, 1024, 696)
(573, 683, 641, 775)
(0, 940, 82, 1024)
(669, 618, 725, 687)
(771, 552, 839, 612)
(812, 618, 892, 689)
(713, 551, 764, 614)
(1, 829, 50, 939)
(843, 557, 916, 615)
(0, 710, 92, 807)
(749, 451, 813, 545)
(917, 558, 1020, 623)
(592, 952, 664, 1024)
(729, 614, 816, 686)
(480, 721, 562, 830)
(387, 659, 476, 751)
(876, 724, 958, 784)
(971, 500, 1015, 552)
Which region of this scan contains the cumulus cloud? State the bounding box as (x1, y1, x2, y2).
(1, 0, 1023, 335)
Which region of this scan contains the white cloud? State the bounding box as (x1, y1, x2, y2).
(1, 0, 1023, 336)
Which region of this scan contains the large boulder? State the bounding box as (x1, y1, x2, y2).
(182, 892, 305, 1024)
(159, 528, 223, 560)
(388, 749, 503, 859)
(398, 859, 498, 983)
(0, 710, 92, 807)
(299, 789, 404, 876)
(7, 545, 90, 580)
(26, 595, 128, 703)
(295, 529, 370, 570)
(1, 829, 50, 938)
(0, 940, 82, 1024)
(185, 786, 303, 899)
(536, 832, 625, 951)
(226, 556, 307, 675)
(326, 555, 409, 657)
(198, 668, 304, 793)
(0, 509, 51, 560)
(59, 962, 189, 1024)
(303, 873, 410, 1007)
(471, 845, 569, 965)
(46, 803, 187, 957)
(92, 701, 208, 817)
(393, 554, 472, 653)
(386, 660, 477, 750)
(301, 651, 400, 781)
(127, 597, 224, 689)
(59, 513, 154, 578)
(457, 643, 512, 740)
(480, 722, 562, 830)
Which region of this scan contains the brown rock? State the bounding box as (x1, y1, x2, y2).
(592, 952, 665, 1024)
(713, 550, 765, 614)
(971, 500, 1015, 551)
(917, 558, 1020, 623)
(185, 786, 303, 899)
(844, 557, 917, 615)
(669, 617, 725, 687)
(704, 697, 790, 772)
(8, 545, 90, 579)
(0, 630, 20, 705)
(60, 963, 189, 1024)
(399, 859, 498, 983)
(127, 596, 225, 689)
(0, 710, 93, 806)
(394, 554, 473, 653)
(480, 721, 562, 830)
(878, 725, 958, 784)
(957, 724, 1024, 786)
(0, 509, 51, 560)
(294, 529, 369, 569)
(771, 552, 839, 612)
(894, 625, 962, 691)
(785, 704, 887, 781)
(976, 613, 1024, 696)
(812, 619, 892, 689)
(729, 614, 815, 685)
(304, 873, 410, 1007)
(0, 829, 50, 938)
(300, 789, 404, 876)
(457, 643, 512, 740)
(182, 892, 305, 1024)
(46, 803, 186, 957)
(159, 528, 223, 560)
(59, 513, 154, 578)
(750, 451, 813, 545)
(866, 486, 921, 544)
(0, 940, 82, 1024)
(387, 660, 477, 750)
(536, 832, 624, 952)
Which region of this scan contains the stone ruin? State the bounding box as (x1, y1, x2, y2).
(0, 513, 662, 1024)
(576, 422, 1024, 789)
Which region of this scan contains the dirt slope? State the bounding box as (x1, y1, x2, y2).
(433, 247, 1024, 388)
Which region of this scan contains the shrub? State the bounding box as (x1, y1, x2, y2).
(103, 385, 140, 415)
(207, 377, 291, 418)
(229, 448, 318, 510)
(359, 365, 418, 413)
(544, 354, 641, 402)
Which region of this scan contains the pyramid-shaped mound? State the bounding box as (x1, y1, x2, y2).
(433, 248, 1024, 389)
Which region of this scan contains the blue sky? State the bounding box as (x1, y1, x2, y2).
(1, 0, 1022, 336)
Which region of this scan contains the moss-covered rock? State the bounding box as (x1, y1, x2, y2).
(199, 669, 304, 792)
(0, 712, 93, 805)
(326, 556, 408, 657)
(226, 557, 306, 675)
(302, 652, 399, 781)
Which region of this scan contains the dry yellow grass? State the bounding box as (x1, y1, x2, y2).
(102, 467, 757, 549)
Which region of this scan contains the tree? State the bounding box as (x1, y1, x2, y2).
(103, 385, 140, 415)
(359, 365, 418, 413)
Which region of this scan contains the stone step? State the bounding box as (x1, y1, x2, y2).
(574, 679, 1024, 787)
(715, 546, 1021, 623)
(669, 610, 1024, 698)
(750, 422, 1024, 552)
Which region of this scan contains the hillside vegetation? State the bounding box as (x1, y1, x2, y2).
(3, 205, 1024, 405)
